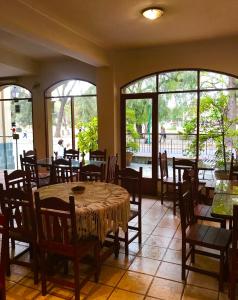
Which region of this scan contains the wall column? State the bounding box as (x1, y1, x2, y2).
(96, 67, 117, 155)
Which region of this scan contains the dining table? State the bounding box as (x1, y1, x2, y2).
(211, 180, 238, 219)
(36, 181, 130, 242)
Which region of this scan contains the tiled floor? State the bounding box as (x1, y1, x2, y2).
(3, 195, 232, 300)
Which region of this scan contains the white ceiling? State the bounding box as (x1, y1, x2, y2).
(14, 0, 238, 49)
(0, 0, 238, 73)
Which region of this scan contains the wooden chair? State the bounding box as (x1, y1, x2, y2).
(106, 154, 118, 183)
(34, 192, 100, 300)
(0, 184, 38, 284)
(183, 168, 226, 228)
(23, 148, 37, 158)
(0, 213, 9, 300)
(51, 157, 74, 184)
(79, 162, 105, 182)
(89, 149, 107, 161)
(20, 155, 50, 188)
(159, 151, 174, 205)
(4, 169, 31, 191)
(229, 153, 238, 180)
(229, 204, 238, 300)
(64, 148, 80, 160)
(179, 180, 231, 291)
(114, 166, 142, 256)
(172, 157, 197, 215)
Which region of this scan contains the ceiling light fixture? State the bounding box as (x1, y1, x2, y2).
(142, 7, 164, 20)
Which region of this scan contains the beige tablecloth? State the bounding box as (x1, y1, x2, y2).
(37, 181, 130, 241)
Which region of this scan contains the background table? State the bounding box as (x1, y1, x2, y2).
(37, 181, 130, 241)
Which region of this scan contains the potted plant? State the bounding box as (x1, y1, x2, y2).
(183, 93, 238, 178)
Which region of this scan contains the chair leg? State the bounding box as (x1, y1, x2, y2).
(73, 258, 80, 300)
(32, 244, 38, 284)
(138, 214, 142, 244)
(40, 252, 47, 296)
(124, 230, 129, 256)
(6, 238, 10, 277)
(94, 241, 101, 282)
(182, 241, 186, 280)
(114, 229, 120, 258)
(219, 251, 224, 292)
(190, 245, 195, 263)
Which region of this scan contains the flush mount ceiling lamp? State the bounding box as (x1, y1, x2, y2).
(142, 7, 164, 20)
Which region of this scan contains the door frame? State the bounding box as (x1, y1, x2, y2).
(121, 93, 158, 195)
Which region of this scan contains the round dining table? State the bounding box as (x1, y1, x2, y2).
(36, 181, 130, 241)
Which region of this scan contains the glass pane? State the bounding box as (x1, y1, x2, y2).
(199, 90, 238, 169)
(46, 80, 96, 97)
(0, 99, 33, 169)
(74, 96, 98, 157)
(0, 85, 31, 99)
(159, 93, 197, 163)
(51, 97, 72, 156)
(126, 99, 152, 178)
(122, 75, 156, 94)
(159, 71, 197, 92)
(200, 71, 238, 90)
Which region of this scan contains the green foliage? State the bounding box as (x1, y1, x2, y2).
(183, 93, 238, 170)
(126, 108, 139, 152)
(76, 117, 98, 154)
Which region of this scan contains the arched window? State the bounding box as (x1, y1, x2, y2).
(121, 70, 238, 192)
(45, 79, 97, 156)
(0, 84, 33, 169)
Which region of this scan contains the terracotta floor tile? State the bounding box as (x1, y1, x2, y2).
(156, 261, 183, 282)
(6, 284, 42, 299)
(108, 288, 144, 300)
(168, 238, 182, 250)
(138, 244, 166, 260)
(99, 265, 125, 286)
(152, 226, 176, 238)
(104, 253, 135, 269)
(148, 277, 184, 300)
(85, 284, 113, 300)
(145, 235, 171, 248)
(129, 257, 160, 275)
(163, 249, 182, 264)
(182, 285, 218, 300)
(117, 271, 153, 294)
(187, 271, 219, 291)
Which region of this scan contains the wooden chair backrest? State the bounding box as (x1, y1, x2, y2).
(20, 155, 39, 187)
(51, 157, 73, 183)
(35, 192, 77, 256)
(115, 166, 142, 207)
(173, 157, 197, 183)
(106, 154, 118, 183)
(159, 151, 169, 179)
(79, 163, 105, 182)
(178, 180, 195, 235)
(4, 169, 32, 191)
(0, 184, 36, 240)
(64, 148, 80, 160)
(23, 148, 37, 158)
(89, 149, 107, 161)
(229, 153, 238, 180)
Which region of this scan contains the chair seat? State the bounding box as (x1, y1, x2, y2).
(187, 223, 231, 250)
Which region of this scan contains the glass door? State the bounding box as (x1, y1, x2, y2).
(121, 94, 158, 194)
(0, 99, 33, 170)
